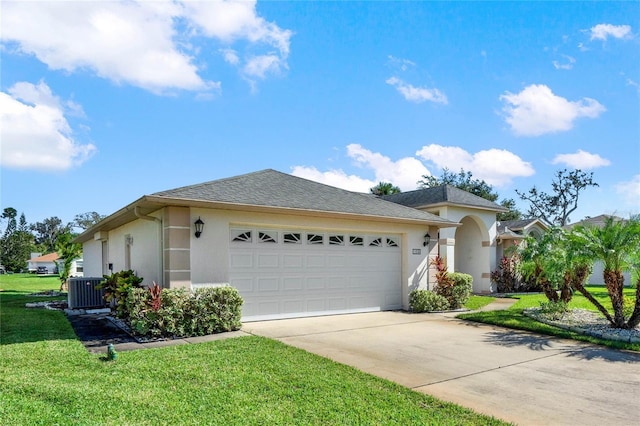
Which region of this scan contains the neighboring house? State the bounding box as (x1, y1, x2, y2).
(495, 218, 549, 260)
(27, 252, 84, 277)
(75, 169, 460, 321)
(383, 185, 508, 294)
(564, 215, 632, 286)
(27, 253, 59, 274)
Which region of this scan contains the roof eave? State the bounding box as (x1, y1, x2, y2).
(74, 195, 462, 244)
(418, 201, 509, 213)
(147, 195, 462, 228)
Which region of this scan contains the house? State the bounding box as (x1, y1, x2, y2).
(75, 169, 463, 321)
(27, 252, 84, 276)
(27, 253, 59, 274)
(383, 185, 508, 293)
(495, 218, 549, 260)
(563, 215, 632, 285)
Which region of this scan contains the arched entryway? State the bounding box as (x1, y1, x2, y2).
(454, 216, 491, 293)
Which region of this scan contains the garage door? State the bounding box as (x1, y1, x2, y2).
(229, 227, 402, 321)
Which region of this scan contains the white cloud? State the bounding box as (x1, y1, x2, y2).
(0, 81, 96, 171)
(627, 78, 640, 93)
(1, 0, 291, 94)
(243, 54, 285, 79)
(590, 24, 632, 41)
(387, 55, 416, 72)
(552, 150, 611, 169)
(615, 175, 640, 208)
(416, 144, 534, 187)
(184, 0, 291, 83)
(221, 48, 240, 66)
(500, 84, 605, 137)
(552, 55, 576, 70)
(291, 166, 376, 193)
(386, 77, 448, 104)
(346, 144, 430, 190)
(292, 144, 431, 192)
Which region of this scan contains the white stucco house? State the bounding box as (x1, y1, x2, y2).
(28, 253, 59, 274)
(75, 169, 507, 321)
(27, 252, 84, 276)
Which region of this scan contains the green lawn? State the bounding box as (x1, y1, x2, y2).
(0, 274, 507, 425)
(464, 295, 495, 310)
(458, 286, 640, 352)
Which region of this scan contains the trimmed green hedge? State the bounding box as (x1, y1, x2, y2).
(409, 289, 450, 312)
(126, 286, 243, 338)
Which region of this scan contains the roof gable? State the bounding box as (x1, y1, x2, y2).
(382, 184, 507, 212)
(497, 218, 550, 234)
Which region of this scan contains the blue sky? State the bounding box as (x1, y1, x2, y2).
(1, 1, 639, 227)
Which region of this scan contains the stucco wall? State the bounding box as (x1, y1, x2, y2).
(82, 239, 103, 277)
(84, 215, 162, 286)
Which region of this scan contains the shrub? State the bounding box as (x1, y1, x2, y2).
(539, 300, 569, 320)
(96, 270, 143, 318)
(126, 286, 243, 338)
(491, 256, 519, 293)
(623, 296, 635, 320)
(436, 272, 472, 310)
(409, 289, 450, 312)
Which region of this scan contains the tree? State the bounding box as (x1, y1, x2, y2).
(569, 216, 640, 329)
(30, 216, 69, 253)
(516, 169, 598, 226)
(419, 168, 498, 200)
(497, 198, 522, 221)
(516, 228, 575, 303)
(55, 230, 82, 290)
(0, 208, 35, 272)
(419, 168, 522, 220)
(370, 182, 401, 196)
(72, 211, 105, 231)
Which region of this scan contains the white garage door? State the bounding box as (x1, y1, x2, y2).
(229, 228, 402, 321)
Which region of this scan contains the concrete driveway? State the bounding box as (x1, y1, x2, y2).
(243, 310, 640, 426)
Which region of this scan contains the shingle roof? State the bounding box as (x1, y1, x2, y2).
(563, 214, 625, 230)
(497, 219, 546, 234)
(382, 184, 507, 212)
(152, 169, 455, 225)
(29, 252, 59, 262)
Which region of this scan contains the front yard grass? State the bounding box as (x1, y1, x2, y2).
(1, 274, 506, 425)
(458, 286, 640, 352)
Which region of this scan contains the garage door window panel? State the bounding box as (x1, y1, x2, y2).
(259, 231, 277, 243)
(283, 232, 301, 244)
(232, 230, 252, 243)
(307, 233, 324, 245)
(329, 235, 344, 245)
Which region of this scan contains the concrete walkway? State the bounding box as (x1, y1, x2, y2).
(243, 303, 640, 426)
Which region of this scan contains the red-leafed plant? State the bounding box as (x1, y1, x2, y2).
(148, 282, 162, 312)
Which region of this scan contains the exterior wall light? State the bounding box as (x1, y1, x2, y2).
(423, 233, 431, 247)
(194, 217, 204, 238)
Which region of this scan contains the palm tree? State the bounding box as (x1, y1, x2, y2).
(516, 227, 571, 303)
(570, 216, 640, 329)
(370, 182, 401, 196)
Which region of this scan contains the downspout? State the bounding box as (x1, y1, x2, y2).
(134, 206, 163, 287)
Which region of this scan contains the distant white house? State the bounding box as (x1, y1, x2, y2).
(27, 252, 84, 277)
